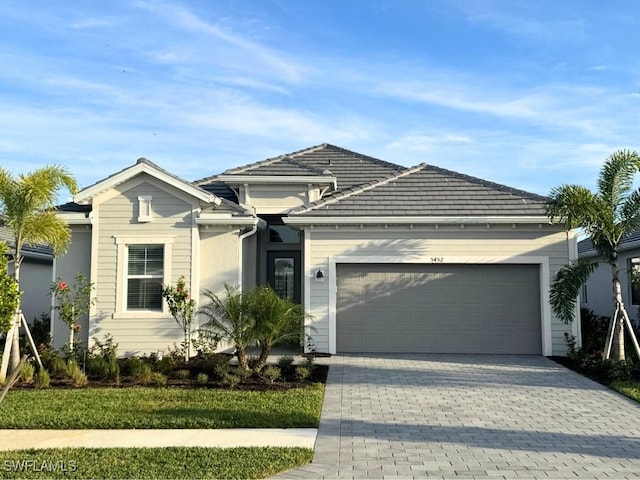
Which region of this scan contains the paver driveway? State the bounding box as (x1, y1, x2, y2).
(276, 355, 640, 479)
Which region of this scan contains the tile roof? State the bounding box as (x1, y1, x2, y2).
(196, 144, 406, 192)
(223, 156, 330, 176)
(0, 216, 53, 258)
(291, 163, 548, 217)
(578, 229, 640, 255)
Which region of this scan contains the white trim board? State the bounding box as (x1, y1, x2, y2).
(326, 254, 553, 356)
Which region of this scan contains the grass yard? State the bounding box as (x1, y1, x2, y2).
(0, 447, 313, 479)
(610, 380, 640, 402)
(0, 384, 325, 429)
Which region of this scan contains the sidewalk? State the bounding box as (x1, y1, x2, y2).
(0, 428, 317, 450)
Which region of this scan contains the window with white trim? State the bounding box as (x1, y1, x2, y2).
(114, 236, 174, 318)
(127, 244, 164, 310)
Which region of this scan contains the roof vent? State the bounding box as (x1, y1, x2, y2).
(322, 169, 332, 175)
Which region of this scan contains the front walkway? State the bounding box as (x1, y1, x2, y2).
(276, 354, 640, 479)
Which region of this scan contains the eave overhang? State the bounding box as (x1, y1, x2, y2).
(283, 215, 555, 226)
(217, 174, 337, 190)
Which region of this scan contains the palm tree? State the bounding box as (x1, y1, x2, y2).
(198, 285, 254, 370)
(0, 165, 78, 377)
(547, 149, 640, 361)
(246, 286, 307, 372)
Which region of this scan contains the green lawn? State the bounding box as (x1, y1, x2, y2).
(0, 384, 325, 429)
(610, 380, 640, 402)
(0, 447, 313, 479)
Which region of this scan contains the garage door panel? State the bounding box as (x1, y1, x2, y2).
(336, 263, 541, 354)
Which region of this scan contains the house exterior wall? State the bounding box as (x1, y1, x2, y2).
(88, 175, 198, 356)
(581, 250, 638, 321)
(302, 225, 573, 356)
(10, 258, 52, 326)
(52, 228, 91, 350)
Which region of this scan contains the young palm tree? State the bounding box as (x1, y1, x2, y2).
(547, 149, 640, 361)
(198, 285, 254, 370)
(0, 165, 78, 378)
(246, 286, 307, 372)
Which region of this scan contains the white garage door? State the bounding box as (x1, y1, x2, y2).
(336, 263, 542, 354)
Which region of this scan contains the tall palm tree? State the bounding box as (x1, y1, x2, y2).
(0, 165, 78, 377)
(547, 149, 640, 361)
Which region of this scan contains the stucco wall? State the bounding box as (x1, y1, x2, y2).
(581, 250, 638, 321)
(303, 225, 572, 356)
(9, 258, 53, 326)
(52, 228, 91, 350)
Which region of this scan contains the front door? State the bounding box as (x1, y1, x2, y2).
(267, 251, 301, 304)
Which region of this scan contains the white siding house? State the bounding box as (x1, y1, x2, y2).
(55, 145, 576, 356)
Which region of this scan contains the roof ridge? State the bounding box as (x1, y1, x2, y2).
(423, 164, 549, 201)
(280, 157, 329, 175)
(222, 154, 287, 175)
(292, 143, 406, 171)
(291, 164, 426, 214)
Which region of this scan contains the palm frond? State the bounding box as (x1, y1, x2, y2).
(550, 259, 597, 324)
(598, 149, 640, 217)
(618, 188, 640, 238)
(546, 184, 603, 231)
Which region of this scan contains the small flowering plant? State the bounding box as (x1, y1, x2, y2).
(162, 275, 196, 362)
(50, 273, 95, 348)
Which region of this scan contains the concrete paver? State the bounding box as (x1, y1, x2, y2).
(0, 428, 317, 450)
(275, 354, 640, 479)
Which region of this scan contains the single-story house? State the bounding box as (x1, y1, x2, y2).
(53, 144, 577, 356)
(579, 232, 640, 322)
(0, 216, 54, 324)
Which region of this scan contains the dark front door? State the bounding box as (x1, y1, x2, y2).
(267, 251, 301, 304)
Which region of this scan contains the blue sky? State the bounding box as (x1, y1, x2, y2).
(1, 1, 639, 198)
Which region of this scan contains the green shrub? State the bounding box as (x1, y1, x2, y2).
(30, 313, 52, 348)
(19, 361, 35, 383)
(260, 366, 281, 384)
(49, 356, 69, 376)
(175, 369, 190, 380)
(277, 355, 295, 373)
(221, 372, 241, 388)
(295, 366, 311, 382)
(134, 363, 154, 384)
(34, 369, 50, 389)
(67, 361, 89, 387)
(152, 356, 176, 376)
(195, 373, 209, 385)
(150, 372, 167, 387)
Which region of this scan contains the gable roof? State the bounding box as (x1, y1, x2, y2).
(74, 158, 220, 205)
(196, 143, 406, 193)
(287, 162, 548, 220)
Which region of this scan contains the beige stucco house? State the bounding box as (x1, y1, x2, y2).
(53, 144, 577, 356)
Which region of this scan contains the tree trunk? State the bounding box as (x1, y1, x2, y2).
(253, 343, 272, 372)
(8, 259, 21, 374)
(611, 273, 627, 361)
(236, 346, 249, 370)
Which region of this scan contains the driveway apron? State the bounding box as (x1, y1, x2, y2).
(275, 354, 640, 479)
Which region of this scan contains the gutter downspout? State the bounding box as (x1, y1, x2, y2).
(238, 220, 260, 292)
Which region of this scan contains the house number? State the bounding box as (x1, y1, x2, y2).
(431, 257, 444, 263)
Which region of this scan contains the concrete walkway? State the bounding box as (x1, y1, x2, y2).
(275, 354, 640, 479)
(0, 428, 317, 450)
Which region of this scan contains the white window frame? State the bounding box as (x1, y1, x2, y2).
(114, 236, 174, 318)
(137, 195, 153, 223)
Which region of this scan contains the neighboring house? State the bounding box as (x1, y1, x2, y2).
(53, 144, 576, 356)
(0, 216, 54, 324)
(579, 232, 640, 322)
